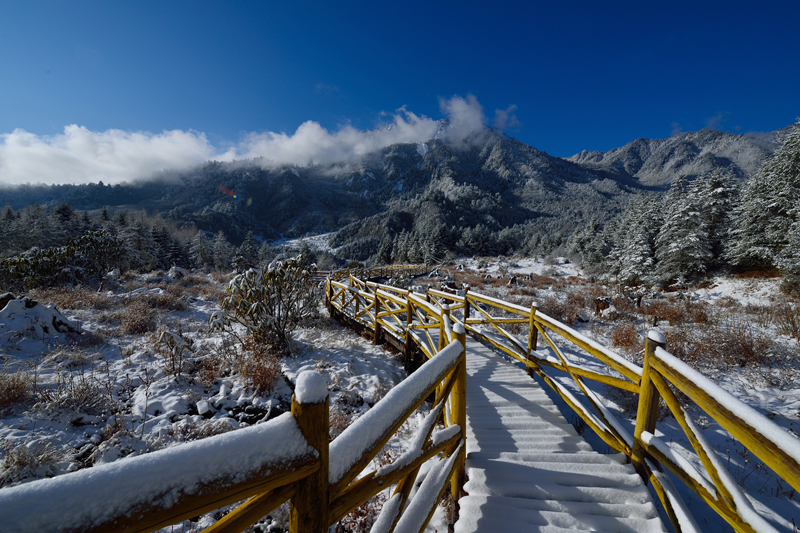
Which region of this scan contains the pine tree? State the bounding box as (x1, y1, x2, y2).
(727, 119, 800, 269)
(190, 231, 213, 270)
(655, 177, 712, 282)
(690, 169, 737, 263)
(235, 230, 260, 270)
(212, 230, 234, 271)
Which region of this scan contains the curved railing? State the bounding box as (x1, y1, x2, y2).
(329, 271, 800, 533)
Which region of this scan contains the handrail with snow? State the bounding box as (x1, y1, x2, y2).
(330, 268, 800, 533)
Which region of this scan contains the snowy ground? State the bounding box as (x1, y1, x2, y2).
(1, 259, 799, 531)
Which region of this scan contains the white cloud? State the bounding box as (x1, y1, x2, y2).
(493, 104, 521, 131)
(0, 95, 489, 186)
(0, 125, 236, 186)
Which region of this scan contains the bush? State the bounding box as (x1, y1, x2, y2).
(210, 256, 318, 353)
(0, 438, 63, 487)
(0, 369, 32, 411)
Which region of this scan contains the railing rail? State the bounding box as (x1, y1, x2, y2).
(332, 270, 800, 533)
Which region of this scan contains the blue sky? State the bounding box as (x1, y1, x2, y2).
(1, 1, 798, 185)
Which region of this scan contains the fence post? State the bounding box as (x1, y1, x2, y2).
(631, 330, 666, 482)
(463, 286, 470, 322)
(439, 304, 451, 352)
(405, 296, 415, 372)
(373, 293, 382, 345)
(354, 287, 360, 317)
(450, 323, 467, 502)
(526, 302, 539, 378)
(289, 372, 330, 533)
(326, 279, 333, 317)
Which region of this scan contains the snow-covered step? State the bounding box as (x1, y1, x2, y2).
(456, 337, 666, 532)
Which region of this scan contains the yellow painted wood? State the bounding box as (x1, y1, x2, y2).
(535, 314, 642, 383)
(650, 355, 800, 495)
(289, 394, 330, 533)
(107, 458, 319, 533)
(329, 346, 463, 498)
(466, 291, 530, 315)
(632, 333, 665, 481)
(329, 432, 461, 524)
(538, 325, 630, 456)
(649, 370, 737, 510)
(203, 484, 295, 533)
(643, 443, 759, 533)
(450, 328, 467, 500)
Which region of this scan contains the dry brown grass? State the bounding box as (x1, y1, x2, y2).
(611, 322, 642, 353)
(0, 369, 33, 411)
(28, 287, 116, 310)
(241, 336, 282, 396)
(118, 299, 156, 334)
(640, 299, 709, 326)
(664, 324, 776, 369)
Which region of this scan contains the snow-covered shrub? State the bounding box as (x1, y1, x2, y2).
(0, 437, 64, 487)
(774, 304, 800, 346)
(157, 328, 195, 377)
(33, 370, 106, 415)
(0, 369, 32, 411)
(210, 256, 318, 352)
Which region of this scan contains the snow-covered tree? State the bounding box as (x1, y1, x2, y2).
(690, 168, 737, 263)
(655, 177, 712, 282)
(190, 231, 213, 270)
(727, 119, 800, 269)
(234, 230, 260, 271)
(212, 230, 234, 271)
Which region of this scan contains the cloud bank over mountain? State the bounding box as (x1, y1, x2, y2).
(0, 95, 490, 186)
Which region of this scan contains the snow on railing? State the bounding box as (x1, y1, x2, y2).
(0, 412, 318, 533)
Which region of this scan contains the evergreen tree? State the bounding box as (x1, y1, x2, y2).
(190, 231, 213, 270)
(655, 176, 712, 282)
(212, 230, 234, 271)
(727, 119, 800, 269)
(235, 230, 260, 270)
(690, 169, 737, 263)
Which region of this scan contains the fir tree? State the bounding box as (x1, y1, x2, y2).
(655, 177, 712, 282)
(190, 231, 213, 270)
(727, 119, 800, 269)
(212, 230, 234, 271)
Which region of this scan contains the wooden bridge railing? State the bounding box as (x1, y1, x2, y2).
(0, 266, 465, 533)
(422, 284, 800, 533)
(329, 271, 800, 533)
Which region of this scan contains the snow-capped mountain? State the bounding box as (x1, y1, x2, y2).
(567, 128, 783, 186)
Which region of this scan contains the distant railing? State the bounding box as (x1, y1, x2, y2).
(0, 265, 466, 533)
(329, 271, 800, 533)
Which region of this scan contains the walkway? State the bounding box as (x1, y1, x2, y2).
(455, 338, 666, 532)
(332, 283, 667, 532)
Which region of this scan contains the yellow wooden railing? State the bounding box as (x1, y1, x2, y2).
(0, 264, 464, 533)
(329, 272, 800, 533)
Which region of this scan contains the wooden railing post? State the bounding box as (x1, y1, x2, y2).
(289, 372, 330, 533)
(354, 287, 360, 316)
(439, 304, 451, 352)
(631, 330, 666, 482)
(373, 293, 382, 345)
(450, 323, 467, 502)
(526, 302, 539, 378)
(463, 286, 470, 322)
(326, 279, 333, 317)
(404, 296, 415, 373)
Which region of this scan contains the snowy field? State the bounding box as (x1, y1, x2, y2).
(1, 259, 799, 531)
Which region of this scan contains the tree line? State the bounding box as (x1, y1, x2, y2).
(567, 119, 800, 287)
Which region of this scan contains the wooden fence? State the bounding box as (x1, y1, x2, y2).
(0, 263, 465, 533)
(329, 273, 800, 533)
